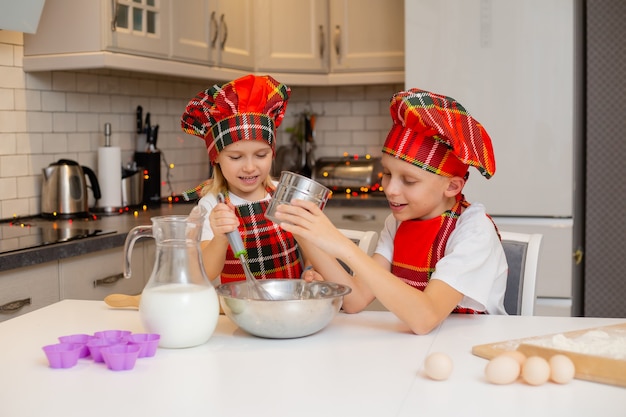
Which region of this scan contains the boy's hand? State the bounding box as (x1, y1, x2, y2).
(301, 266, 324, 283)
(275, 199, 350, 257)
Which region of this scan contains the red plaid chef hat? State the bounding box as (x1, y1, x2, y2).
(382, 88, 495, 179)
(181, 74, 291, 164)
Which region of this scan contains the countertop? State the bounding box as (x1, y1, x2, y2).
(1, 300, 624, 417)
(0, 203, 195, 272)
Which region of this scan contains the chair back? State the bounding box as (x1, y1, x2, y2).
(338, 229, 387, 311)
(338, 228, 378, 256)
(499, 231, 543, 316)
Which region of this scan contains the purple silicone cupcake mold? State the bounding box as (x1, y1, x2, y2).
(127, 333, 160, 358)
(93, 330, 131, 342)
(101, 344, 141, 371)
(44, 329, 158, 371)
(58, 334, 94, 358)
(42, 343, 82, 369)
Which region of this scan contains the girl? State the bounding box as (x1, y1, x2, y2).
(181, 74, 304, 284)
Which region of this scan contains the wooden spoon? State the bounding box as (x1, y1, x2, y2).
(104, 293, 140, 309)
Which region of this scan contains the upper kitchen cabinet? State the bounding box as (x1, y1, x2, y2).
(255, 0, 329, 73)
(171, 0, 255, 70)
(329, 0, 404, 72)
(23, 0, 404, 85)
(255, 0, 404, 85)
(25, 0, 171, 59)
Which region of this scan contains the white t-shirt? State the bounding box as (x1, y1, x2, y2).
(197, 189, 273, 242)
(375, 203, 508, 314)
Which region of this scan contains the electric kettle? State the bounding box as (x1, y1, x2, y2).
(41, 159, 102, 218)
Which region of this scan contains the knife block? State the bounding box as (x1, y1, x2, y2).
(134, 152, 161, 205)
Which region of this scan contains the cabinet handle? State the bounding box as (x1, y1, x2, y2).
(319, 25, 325, 58)
(334, 25, 341, 60)
(573, 248, 584, 265)
(0, 298, 31, 314)
(110, 0, 119, 32)
(219, 14, 228, 50)
(209, 11, 219, 48)
(94, 273, 125, 288)
(342, 213, 375, 222)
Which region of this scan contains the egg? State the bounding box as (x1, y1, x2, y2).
(521, 356, 551, 386)
(549, 354, 576, 384)
(485, 354, 521, 384)
(423, 352, 453, 381)
(500, 350, 527, 366)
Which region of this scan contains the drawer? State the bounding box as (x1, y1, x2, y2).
(59, 244, 146, 300)
(535, 297, 572, 317)
(323, 207, 390, 233)
(0, 262, 60, 322)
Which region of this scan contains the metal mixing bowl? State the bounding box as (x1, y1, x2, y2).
(216, 279, 351, 339)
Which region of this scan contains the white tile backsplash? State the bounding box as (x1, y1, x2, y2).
(0, 88, 14, 110)
(0, 133, 16, 154)
(0, 31, 400, 219)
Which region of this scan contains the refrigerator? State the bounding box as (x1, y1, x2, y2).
(404, 0, 582, 316)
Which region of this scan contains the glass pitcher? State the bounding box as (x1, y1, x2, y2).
(124, 206, 219, 348)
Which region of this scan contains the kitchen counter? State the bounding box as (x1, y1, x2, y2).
(1, 300, 624, 417)
(0, 203, 195, 272)
(325, 192, 389, 208)
(0, 197, 388, 272)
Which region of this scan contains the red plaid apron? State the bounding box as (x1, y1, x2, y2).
(391, 198, 487, 314)
(220, 194, 303, 283)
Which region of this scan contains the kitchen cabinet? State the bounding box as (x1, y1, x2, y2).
(171, 0, 255, 70)
(23, 0, 404, 85)
(255, 0, 328, 73)
(170, 0, 213, 63)
(24, 0, 170, 59)
(256, 0, 404, 75)
(0, 262, 59, 323)
(329, 0, 405, 73)
(59, 243, 147, 301)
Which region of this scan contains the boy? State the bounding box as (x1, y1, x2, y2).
(275, 88, 508, 335)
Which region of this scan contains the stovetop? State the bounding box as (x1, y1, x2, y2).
(0, 222, 116, 255)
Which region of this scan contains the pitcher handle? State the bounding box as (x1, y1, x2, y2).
(124, 225, 153, 279)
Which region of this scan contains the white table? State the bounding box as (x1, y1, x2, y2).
(1, 300, 624, 417)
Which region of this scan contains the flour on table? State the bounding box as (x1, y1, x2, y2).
(525, 329, 626, 359)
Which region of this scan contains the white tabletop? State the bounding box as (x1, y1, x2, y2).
(1, 300, 624, 417)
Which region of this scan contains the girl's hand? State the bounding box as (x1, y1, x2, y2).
(209, 200, 240, 238)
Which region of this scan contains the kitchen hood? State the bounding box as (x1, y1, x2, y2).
(0, 0, 45, 34)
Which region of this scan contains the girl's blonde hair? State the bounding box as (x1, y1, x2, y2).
(200, 164, 276, 198)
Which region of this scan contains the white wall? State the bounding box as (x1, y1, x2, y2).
(0, 30, 400, 219)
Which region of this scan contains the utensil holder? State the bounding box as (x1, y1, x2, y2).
(134, 152, 161, 205)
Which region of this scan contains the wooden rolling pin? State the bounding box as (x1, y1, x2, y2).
(104, 293, 140, 309)
(104, 293, 224, 314)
